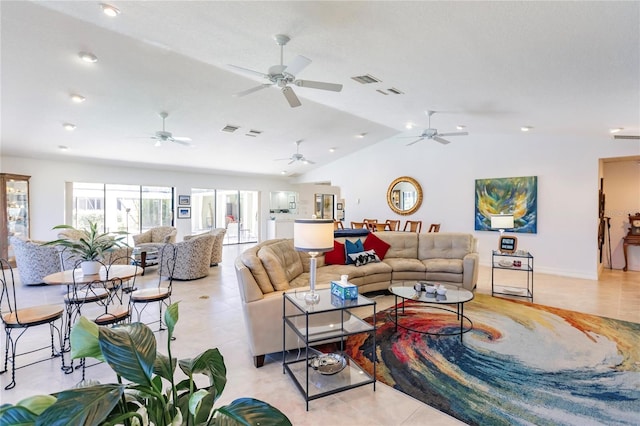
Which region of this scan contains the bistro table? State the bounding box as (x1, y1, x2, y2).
(43, 264, 143, 371)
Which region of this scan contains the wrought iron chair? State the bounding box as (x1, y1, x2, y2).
(0, 259, 64, 389)
(76, 258, 134, 380)
(129, 244, 177, 331)
(403, 220, 423, 233)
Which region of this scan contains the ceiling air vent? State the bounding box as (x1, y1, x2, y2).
(221, 125, 239, 133)
(387, 87, 404, 95)
(613, 134, 640, 140)
(376, 89, 389, 95)
(246, 129, 262, 137)
(351, 74, 381, 84)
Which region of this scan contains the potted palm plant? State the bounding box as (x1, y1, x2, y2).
(0, 303, 292, 426)
(43, 221, 127, 275)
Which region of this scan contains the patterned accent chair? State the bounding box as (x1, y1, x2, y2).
(10, 236, 61, 285)
(132, 226, 177, 251)
(184, 228, 226, 266)
(159, 234, 215, 280)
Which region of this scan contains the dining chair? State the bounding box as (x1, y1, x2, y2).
(129, 244, 177, 331)
(428, 223, 441, 233)
(333, 220, 344, 230)
(403, 220, 422, 233)
(385, 220, 401, 231)
(374, 223, 391, 232)
(0, 259, 64, 389)
(350, 221, 368, 229)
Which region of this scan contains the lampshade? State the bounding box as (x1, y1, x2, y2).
(490, 214, 514, 230)
(294, 219, 334, 252)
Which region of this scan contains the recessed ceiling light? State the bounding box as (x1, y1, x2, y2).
(405, 122, 414, 129)
(520, 126, 533, 132)
(609, 127, 623, 134)
(329, 148, 336, 153)
(78, 51, 98, 63)
(281, 170, 287, 175)
(100, 3, 120, 17)
(70, 94, 86, 103)
(456, 125, 466, 130)
(58, 145, 69, 151)
(355, 132, 367, 138)
(63, 123, 76, 131)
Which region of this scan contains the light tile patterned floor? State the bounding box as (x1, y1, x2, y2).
(1, 244, 638, 425)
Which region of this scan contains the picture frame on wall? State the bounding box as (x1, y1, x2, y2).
(337, 202, 343, 210)
(178, 195, 190, 206)
(177, 207, 191, 219)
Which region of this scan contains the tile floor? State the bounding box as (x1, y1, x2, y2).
(1, 244, 638, 425)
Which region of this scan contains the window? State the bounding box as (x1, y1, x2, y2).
(71, 183, 174, 244)
(191, 188, 258, 244)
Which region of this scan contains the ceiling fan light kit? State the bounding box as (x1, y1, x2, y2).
(229, 34, 343, 108)
(275, 140, 316, 165)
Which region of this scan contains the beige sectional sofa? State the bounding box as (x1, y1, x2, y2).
(235, 231, 478, 367)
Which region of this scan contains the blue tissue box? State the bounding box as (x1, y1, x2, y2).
(331, 280, 358, 300)
(331, 294, 359, 307)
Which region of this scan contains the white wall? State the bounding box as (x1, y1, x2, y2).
(1, 156, 299, 242)
(298, 132, 640, 279)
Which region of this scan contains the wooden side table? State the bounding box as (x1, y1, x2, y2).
(622, 235, 640, 271)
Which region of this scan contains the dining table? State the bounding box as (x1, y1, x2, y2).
(43, 264, 143, 372)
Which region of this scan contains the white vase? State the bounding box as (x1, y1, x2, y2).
(81, 260, 101, 275)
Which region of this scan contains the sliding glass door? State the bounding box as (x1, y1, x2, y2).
(192, 188, 258, 244)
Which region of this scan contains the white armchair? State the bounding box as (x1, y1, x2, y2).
(132, 226, 177, 250)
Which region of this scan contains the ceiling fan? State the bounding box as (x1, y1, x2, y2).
(275, 140, 315, 165)
(229, 34, 343, 108)
(406, 110, 469, 145)
(150, 112, 192, 147)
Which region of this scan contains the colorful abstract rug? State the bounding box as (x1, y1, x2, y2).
(345, 293, 640, 425)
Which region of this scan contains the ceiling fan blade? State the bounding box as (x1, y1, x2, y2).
(406, 138, 424, 146)
(433, 136, 451, 145)
(294, 79, 343, 92)
(172, 136, 192, 142)
(288, 159, 296, 165)
(282, 86, 302, 108)
(234, 84, 272, 97)
(304, 159, 316, 165)
(437, 132, 469, 137)
(284, 55, 312, 76)
(171, 138, 192, 146)
(227, 64, 269, 79)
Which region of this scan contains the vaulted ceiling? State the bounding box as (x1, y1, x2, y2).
(1, 1, 638, 176)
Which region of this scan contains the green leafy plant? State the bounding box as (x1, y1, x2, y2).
(0, 303, 292, 426)
(42, 221, 127, 261)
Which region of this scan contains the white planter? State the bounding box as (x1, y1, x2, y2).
(81, 260, 101, 275)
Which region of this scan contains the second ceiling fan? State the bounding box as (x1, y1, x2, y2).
(229, 34, 343, 108)
(407, 110, 469, 145)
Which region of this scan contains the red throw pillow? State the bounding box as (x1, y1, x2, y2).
(363, 233, 391, 260)
(324, 240, 346, 265)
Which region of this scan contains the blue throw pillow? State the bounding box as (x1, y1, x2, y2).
(345, 239, 364, 264)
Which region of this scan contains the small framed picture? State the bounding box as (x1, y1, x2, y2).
(336, 202, 343, 210)
(177, 207, 191, 219)
(178, 195, 190, 206)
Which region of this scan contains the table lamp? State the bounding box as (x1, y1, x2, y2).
(294, 218, 334, 305)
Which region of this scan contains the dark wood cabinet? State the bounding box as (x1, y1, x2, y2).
(0, 174, 30, 266)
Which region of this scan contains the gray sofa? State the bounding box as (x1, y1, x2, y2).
(235, 231, 479, 367)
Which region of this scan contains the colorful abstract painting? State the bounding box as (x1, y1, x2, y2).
(475, 176, 537, 233)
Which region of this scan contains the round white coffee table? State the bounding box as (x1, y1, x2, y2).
(388, 282, 474, 341)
